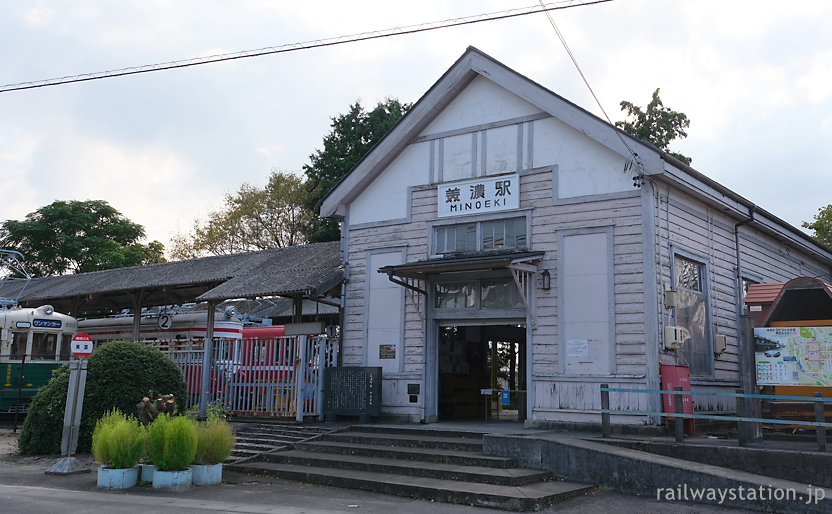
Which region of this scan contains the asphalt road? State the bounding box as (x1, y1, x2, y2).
(0, 453, 747, 514)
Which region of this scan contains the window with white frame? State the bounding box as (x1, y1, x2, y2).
(434, 277, 524, 311)
(434, 217, 527, 255)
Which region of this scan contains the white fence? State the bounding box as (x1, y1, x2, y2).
(147, 335, 338, 420)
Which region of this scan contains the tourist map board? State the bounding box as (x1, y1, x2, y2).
(754, 327, 832, 386)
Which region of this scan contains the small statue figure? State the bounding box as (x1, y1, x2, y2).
(136, 393, 158, 426)
(155, 393, 176, 415)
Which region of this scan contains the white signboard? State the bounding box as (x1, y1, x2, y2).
(71, 332, 93, 359)
(437, 174, 519, 218)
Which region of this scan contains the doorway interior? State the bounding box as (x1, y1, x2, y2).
(437, 324, 526, 421)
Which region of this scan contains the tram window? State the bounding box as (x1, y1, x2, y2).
(59, 334, 72, 361)
(11, 332, 27, 359)
(32, 333, 58, 360)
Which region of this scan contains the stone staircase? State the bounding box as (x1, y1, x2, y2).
(227, 425, 596, 511)
(228, 421, 339, 463)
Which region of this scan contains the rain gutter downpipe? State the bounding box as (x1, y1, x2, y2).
(734, 204, 756, 319)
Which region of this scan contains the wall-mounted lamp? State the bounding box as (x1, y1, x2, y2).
(541, 269, 551, 291)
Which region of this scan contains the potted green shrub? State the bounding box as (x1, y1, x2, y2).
(191, 418, 236, 485)
(147, 414, 198, 491)
(92, 409, 146, 489)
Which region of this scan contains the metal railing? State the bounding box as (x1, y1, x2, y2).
(600, 384, 832, 451)
(148, 335, 338, 420)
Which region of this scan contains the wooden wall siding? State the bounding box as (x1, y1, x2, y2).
(653, 184, 832, 388)
(532, 379, 649, 420)
(691, 384, 736, 413)
(342, 187, 433, 370)
(526, 169, 647, 384)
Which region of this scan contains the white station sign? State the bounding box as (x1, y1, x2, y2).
(437, 174, 519, 218)
(71, 332, 93, 359)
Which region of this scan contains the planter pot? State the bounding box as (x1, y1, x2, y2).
(97, 465, 139, 489)
(152, 468, 192, 492)
(190, 463, 223, 486)
(140, 463, 155, 483)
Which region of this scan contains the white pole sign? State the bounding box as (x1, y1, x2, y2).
(71, 333, 93, 359)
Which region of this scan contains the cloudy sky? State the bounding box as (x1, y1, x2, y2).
(2, 1, 831, 252)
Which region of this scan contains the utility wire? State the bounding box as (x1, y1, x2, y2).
(1, 0, 611, 93)
(537, 0, 645, 180)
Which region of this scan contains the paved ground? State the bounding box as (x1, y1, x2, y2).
(0, 426, 744, 513)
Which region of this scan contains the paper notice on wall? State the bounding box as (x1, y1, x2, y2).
(567, 339, 589, 357)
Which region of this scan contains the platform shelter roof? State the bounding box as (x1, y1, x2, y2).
(0, 241, 342, 315)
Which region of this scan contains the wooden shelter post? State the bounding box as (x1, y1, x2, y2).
(131, 289, 146, 342)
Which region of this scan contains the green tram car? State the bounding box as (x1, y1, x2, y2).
(0, 305, 77, 412)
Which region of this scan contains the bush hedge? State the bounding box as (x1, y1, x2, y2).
(19, 340, 186, 454)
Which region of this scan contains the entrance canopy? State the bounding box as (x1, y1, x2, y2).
(379, 250, 544, 324)
(380, 250, 544, 280)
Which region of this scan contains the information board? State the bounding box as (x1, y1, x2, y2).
(754, 327, 832, 386)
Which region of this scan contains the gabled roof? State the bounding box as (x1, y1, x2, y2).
(746, 277, 832, 326)
(320, 46, 661, 220)
(0, 241, 342, 314)
(744, 282, 787, 305)
(320, 46, 832, 267)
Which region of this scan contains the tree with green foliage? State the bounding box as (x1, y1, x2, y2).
(616, 88, 692, 166)
(19, 340, 186, 454)
(302, 98, 411, 242)
(0, 200, 166, 277)
(803, 205, 832, 247)
(170, 170, 313, 259)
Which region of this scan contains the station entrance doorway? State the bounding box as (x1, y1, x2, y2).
(437, 324, 526, 421)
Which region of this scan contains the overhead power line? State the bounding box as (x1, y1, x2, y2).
(537, 0, 645, 182)
(1, 0, 611, 93)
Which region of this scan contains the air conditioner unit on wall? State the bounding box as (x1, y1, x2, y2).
(664, 325, 690, 350)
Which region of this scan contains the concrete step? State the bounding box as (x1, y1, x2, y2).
(296, 439, 517, 468)
(228, 447, 288, 462)
(322, 430, 484, 452)
(262, 449, 548, 486)
(229, 421, 338, 461)
(346, 425, 486, 440)
(234, 441, 277, 451)
(236, 434, 310, 445)
(229, 461, 595, 511)
(484, 433, 832, 513)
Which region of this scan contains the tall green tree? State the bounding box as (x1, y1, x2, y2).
(616, 88, 692, 165)
(803, 205, 832, 247)
(171, 170, 313, 259)
(0, 200, 165, 277)
(303, 98, 411, 242)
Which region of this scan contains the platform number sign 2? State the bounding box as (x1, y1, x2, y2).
(71, 332, 93, 359)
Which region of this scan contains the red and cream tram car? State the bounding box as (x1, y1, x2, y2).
(77, 311, 244, 343)
(77, 312, 300, 412)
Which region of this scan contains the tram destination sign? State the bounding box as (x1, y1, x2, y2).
(437, 174, 519, 218)
(33, 318, 62, 328)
